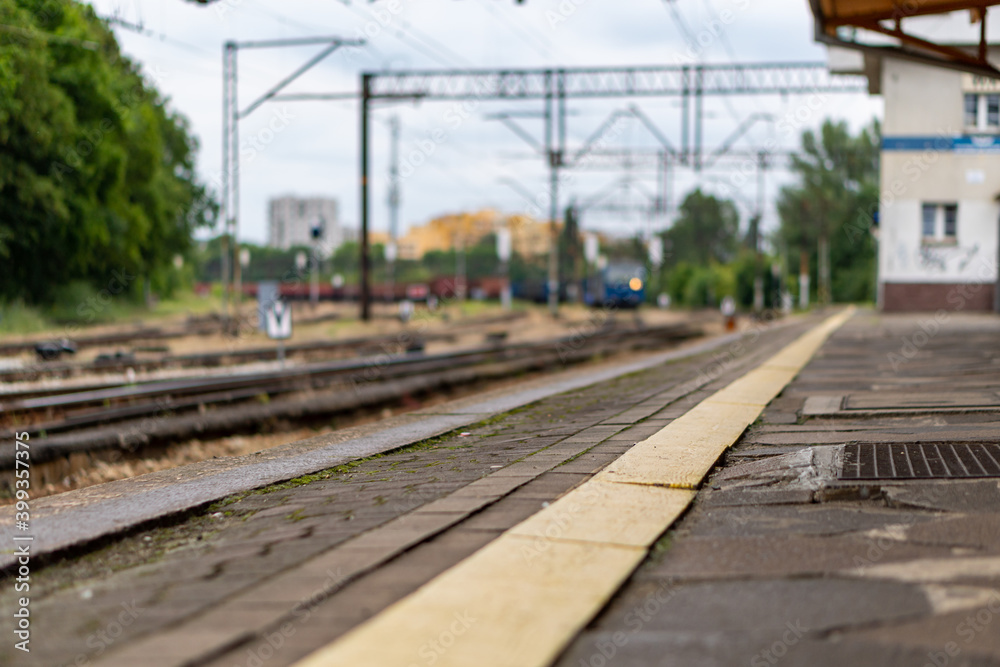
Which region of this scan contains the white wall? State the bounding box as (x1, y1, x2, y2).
(878, 57, 1000, 286)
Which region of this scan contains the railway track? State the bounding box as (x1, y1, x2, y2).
(0, 321, 701, 481)
(0, 311, 527, 384)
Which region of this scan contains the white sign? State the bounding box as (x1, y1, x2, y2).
(385, 241, 398, 263)
(265, 300, 292, 340)
(648, 236, 664, 267)
(584, 233, 599, 263)
(966, 169, 986, 184)
(496, 228, 512, 262)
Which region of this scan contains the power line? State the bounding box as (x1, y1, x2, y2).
(484, 4, 552, 59)
(100, 12, 209, 54)
(332, 0, 469, 69)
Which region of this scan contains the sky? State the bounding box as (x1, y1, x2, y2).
(84, 0, 893, 245)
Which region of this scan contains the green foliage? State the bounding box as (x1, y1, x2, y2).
(776, 119, 880, 303)
(664, 261, 737, 308)
(0, 0, 216, 307)
(662, 189, 740, 267)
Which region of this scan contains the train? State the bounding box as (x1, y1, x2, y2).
(201, 261, 648, 308)
(511, 261, 648, 309)
(594, 261, 647, 308)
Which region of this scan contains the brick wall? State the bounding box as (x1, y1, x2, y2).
(882, 282, 996, 312)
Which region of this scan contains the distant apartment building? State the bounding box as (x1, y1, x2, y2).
(267, 196, 355, 253)
(835, 46, 1000, 311)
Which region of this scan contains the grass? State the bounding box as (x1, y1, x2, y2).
(0, 301, 51, 335)
(0, 289, 218, 339)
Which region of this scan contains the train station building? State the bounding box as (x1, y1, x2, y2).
(836, 46, 1000, 311)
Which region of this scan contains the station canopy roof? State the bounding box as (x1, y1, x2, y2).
(810, 0, 1000, 76)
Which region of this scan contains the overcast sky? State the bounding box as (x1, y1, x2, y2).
(86, 0, 892, 244)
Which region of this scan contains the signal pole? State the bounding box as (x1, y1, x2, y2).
(387, 115, 401, 298)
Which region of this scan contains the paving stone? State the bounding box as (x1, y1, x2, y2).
(884, 480, 1000, 513)
(698, 486, 816, 507)
(640, 535, 958, 580)
(557, 633, 1000, 667)
(679, 504, 939, 538)
(592, 578, 931, 634)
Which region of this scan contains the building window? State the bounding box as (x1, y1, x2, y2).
(921, 204, 936, 237)
(943, 204, 957, 237)
(965, 94, 979, 127)
(921, 202, 958, 242)
(964, 93, 1000, 129)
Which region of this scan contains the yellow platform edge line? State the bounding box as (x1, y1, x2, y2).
(292, 307, 854, 667)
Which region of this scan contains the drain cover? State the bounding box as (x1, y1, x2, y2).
(840, 443, 1000, 480)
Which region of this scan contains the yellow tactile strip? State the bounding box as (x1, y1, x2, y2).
(293, 308, 854, 667)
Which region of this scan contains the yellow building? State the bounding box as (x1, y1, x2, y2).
(391, 210, 559, 260)
(506, 214, 558, 258)
(396, 209, 500, 260)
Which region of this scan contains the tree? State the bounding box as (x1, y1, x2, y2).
(0, 0, 216, 306)
(662, 189, 739, 267)
(776, 119, 879, 304)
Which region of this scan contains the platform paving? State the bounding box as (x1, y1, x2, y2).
(557, 311, 1000, 667)
(0, 314, 814, 667)
(10, 310, 997, 667)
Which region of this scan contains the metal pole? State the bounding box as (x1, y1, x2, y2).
(545, 71, 559, 317)
(754, 151, 766, 312)
(681, 66, 689, 167)
(388, 114, 400, 300)
(311, 236, 320, 308)
(360, 74, 372, 321)
(231, 44, 242, 318)
(995, 214, 1000, 313)
(694, 65, 703, 172)
(221, 43, 231, 320)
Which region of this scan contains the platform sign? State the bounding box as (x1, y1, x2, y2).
(648, 236, 664, 267)
(496, 228, 511, 262)
(584, 233, 599, 264)
(265, 300, 292, 340)
(257, 281, 279, 332)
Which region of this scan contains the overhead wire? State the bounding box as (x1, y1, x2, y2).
(331, 0, 470, 68)
(484, 3, 552, 59)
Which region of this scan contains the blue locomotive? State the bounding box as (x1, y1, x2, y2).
(594, 261, 646, 308)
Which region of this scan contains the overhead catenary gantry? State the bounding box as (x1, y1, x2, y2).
(220, 36, 363, 321)
(273, 61, 867, 320)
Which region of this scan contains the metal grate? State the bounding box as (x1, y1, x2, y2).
(840, 443, 1000, 480)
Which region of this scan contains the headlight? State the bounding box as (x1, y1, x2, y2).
(629, 278, 643, 291)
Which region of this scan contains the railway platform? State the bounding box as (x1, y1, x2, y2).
(3, 309, 1000, 667)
